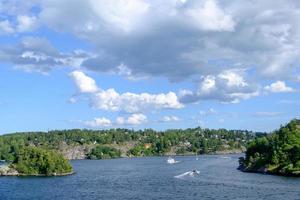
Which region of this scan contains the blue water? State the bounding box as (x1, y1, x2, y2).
(1, 154, 300, 200)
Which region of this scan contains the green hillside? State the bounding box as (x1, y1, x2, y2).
(239, 119, 300, 176)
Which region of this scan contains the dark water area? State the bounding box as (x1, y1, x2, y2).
(1, 154, 300, 200)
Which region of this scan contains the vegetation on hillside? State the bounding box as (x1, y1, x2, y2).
(10, 146, 73, 176)
(239, 119, 300, 176)
(0, 127, 261, 161)
(87, 146, 121, 159)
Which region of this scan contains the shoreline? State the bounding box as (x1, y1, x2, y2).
(0, 171, 75, 177)
(69, 150, 245, 160)
(0, 164, 74, 177)
(69, 152, 244, 161)
(238, 165, 300, 177)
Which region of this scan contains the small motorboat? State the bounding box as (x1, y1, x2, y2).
(191, 169, 200, 175)
(167, 157, 179, 164)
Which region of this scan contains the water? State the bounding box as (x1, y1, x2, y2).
(1, 154, 300, 200)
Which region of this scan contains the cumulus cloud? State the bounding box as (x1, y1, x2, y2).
(16, 15, 38, 32)
(18, 0, 296, 82)
(1, 0, 300, 87)
(184, 0, 235, 31)
(70, 71, 183, 113)
(0, 20, 14, 34)
(81, 117, 112, 128)
(160, 115, 181, 122)
(2, 0, 300, 108)
(91, 89, 183, 113)
(179, 69, 259, 103)
(264, 81, 294, 93)
(0, 37, 92, 73)
(123, 114, 147, 125)
(79, 113, 148, 128)
(69, 71, 98, 93)
(0, 0, 38, 16)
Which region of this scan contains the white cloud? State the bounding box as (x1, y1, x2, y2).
(116, 116, 125, 125)
(180, 69, 259, 103)
(81, 117, 112, 128)
(161, 115, 181, 122)
(91, 89, 183, 113)
(17, 15, 38, 32)
(0, 15, 38, 35)
(2, 0, 300, 84)
(116, 63, 148, 81)
(69, 71, 183, 113)
(0, 20, 14, 34)
(69, 71, 98, 93)
(0, 37, 92, 73)
(184, 0, 235, 31)
(36, 0, 238, 81)
(80, 113, 148, 128)
(89, 0, 149, 33)
(34, 0, 300, 82)
(68, 97, 77, 104)
(126, 113, 147, 125)
(264, 81, 294, 93)
(116, 114, 147, 125)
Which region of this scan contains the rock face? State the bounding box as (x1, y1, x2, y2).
(58, 144, 90, 160)
(58, 142, 138, 159)
(238, 164, 268, 174)
(0, 164, 19, 176)
(57, 142, 246, 160)
(0, 164, 74, 177)
(214, 148, 245, 155)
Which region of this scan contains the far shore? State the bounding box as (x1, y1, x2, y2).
(69, 151, 244, 160)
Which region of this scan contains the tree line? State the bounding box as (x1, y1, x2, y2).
(239, 119, 300, 176)
(0, 127, 261, 161)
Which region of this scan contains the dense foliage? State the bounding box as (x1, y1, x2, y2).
(11, 146, 73, 175)
(0, 127, 260, 160)
(239, 119, 300, 176)
(87, 146, 121, 159)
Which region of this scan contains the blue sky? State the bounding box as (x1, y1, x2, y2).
(0, 0, 299, 134)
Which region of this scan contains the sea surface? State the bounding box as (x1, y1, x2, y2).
(1, 154, 300, 200)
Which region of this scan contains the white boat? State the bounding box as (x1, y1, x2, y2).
(191, 169, 200, 175)
(167, 157, 179, 164)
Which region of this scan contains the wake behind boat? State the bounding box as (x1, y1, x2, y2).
(174, 170, 200, 179)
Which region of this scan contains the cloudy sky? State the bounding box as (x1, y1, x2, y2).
(0, 0, 299, 133)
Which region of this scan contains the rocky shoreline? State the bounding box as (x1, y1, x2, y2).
(238, 164, 300, 177)
(0, 164, 74, 177)
(61, 143, 245, 160)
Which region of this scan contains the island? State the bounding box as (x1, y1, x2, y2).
(0, 146, 73, 176)
(239, 119, 300, 177)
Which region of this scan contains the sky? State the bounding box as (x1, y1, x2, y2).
(0, 0, 299, 134)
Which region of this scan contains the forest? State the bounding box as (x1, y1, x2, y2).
(0, 127, 261, 161)
(239, 119, 300, 176)
(12, 146, 73, 176)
